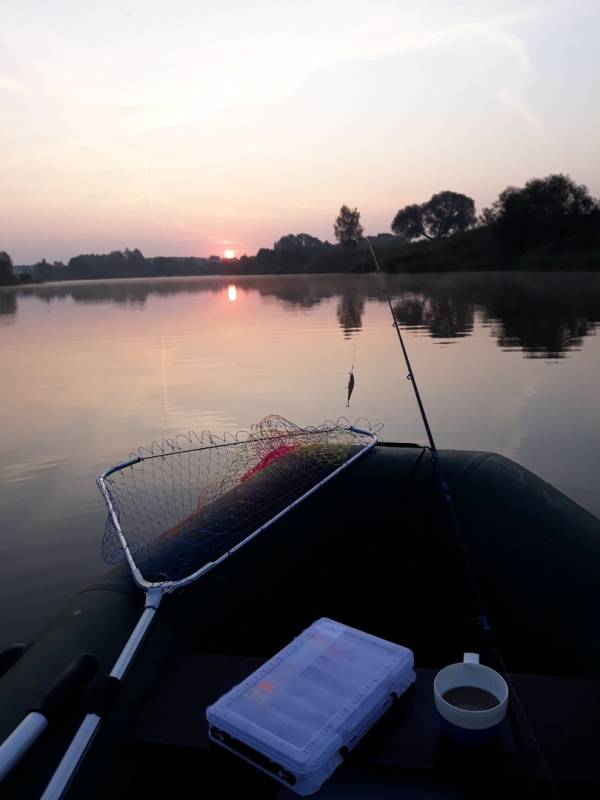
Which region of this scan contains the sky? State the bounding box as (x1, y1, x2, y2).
(1, 0, 600, 263)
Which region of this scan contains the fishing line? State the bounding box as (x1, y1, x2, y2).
(365, 237, 556, 794)
(344, 243, 371, 407)
(350, 337, 357, 373)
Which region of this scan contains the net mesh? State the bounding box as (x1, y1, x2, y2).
(99, 415, 373, 585)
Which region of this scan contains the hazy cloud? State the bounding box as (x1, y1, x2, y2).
(498, 89, 545, 136)
(0, 74, 24, 92)
(340, 9, 539, 77)
(0, 4, 542, 132)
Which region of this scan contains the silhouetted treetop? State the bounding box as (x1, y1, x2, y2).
(390, 204, 426, 241)
(482, 173, 599, 249)
(261, 233, 330, 268)
(0, 251, 15, 285)
(334, 206, 364, 247)
(392, 191, 476, 241)
(274, 233, 324, 251)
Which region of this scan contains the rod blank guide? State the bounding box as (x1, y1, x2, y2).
(206, 618, 416, 795)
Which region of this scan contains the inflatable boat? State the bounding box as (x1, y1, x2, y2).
(0, 436, 599, 799)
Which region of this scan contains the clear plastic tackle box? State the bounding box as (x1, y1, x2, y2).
(206, 617, 416, 795)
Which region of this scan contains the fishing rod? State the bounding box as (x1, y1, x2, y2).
(365, 237, 555, 793)
(364, 238, 484, 634)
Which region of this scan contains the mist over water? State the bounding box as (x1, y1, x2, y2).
(1, 272, 599, 643)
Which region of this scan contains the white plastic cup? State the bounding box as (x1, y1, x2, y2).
(433, 653, 509, 745)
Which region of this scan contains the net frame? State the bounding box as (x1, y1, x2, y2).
(40, 418, 379, 800)
(97, 416, 378, 593)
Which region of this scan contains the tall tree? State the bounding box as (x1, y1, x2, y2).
(481, 173, 598, 248)
(0, 251, 14, 285)
(334, 206, 364, 247)
(389, 204, 427, 241)
(392, 191, 476, 241)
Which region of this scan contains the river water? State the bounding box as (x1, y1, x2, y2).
(1, 272, 599, 642)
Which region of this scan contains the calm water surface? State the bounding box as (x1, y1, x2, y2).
(1, 272, 599, 642)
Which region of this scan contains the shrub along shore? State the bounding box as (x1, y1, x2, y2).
(3, 173, 599, 285)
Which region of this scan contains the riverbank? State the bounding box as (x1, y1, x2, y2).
(7, 222, 600, 285)
(383, 225, 600, 274)
(301, 225, 600, 275)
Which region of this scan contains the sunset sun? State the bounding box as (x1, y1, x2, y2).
(224, 249, 235, 259)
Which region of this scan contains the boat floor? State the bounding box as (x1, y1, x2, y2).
(122, 653, 598, 799)
(91, 443, 600, 798)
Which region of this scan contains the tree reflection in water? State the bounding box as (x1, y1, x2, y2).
(393, 294, 475, 341)
(0, 290, 17, 323)
(337, 293, 365, 338)
(4, 272, 600, 359)
(389, 273, 600, 358)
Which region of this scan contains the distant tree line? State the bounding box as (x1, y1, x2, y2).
(255, 233, 334, 270)
(3, 172, 598, 285)
(11, 248, 227, 284)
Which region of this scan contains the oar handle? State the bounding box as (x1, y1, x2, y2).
(0, 654, 98, 783)
(41, 602, 160, 800)
(33, 654, 99, 722)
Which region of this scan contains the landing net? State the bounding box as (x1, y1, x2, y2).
(98, 416, 376, 588)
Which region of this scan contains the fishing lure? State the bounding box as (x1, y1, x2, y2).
(346, 370, 355, 407)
